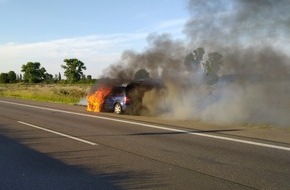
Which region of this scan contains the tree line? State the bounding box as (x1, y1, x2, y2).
(0, 58, 95, 84)
(1, 47, 224, 84)
(132, 47, 224, 84)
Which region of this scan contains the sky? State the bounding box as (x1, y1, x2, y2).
(0, 0, 188, 78)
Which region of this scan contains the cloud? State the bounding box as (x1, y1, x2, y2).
(157, 18, 186, 29)
(0, 16, 187, 77)
(0, 33, 148, 77)
(154, 18, 187, 39)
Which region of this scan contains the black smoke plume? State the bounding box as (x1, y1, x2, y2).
(98, 0, 290, 127)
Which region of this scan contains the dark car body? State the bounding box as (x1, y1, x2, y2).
(102, 86, 129, 114)
(102, 79, 163, 114)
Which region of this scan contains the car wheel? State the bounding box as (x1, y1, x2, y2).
(114, 103, 122, 114)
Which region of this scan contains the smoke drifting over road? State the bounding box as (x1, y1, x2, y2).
(100, 0, 290, 127)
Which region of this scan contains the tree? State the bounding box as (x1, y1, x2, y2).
(0, 73, 9, 83)
(0, 71, 17, 83)
(58, 72, 61, 81)
(203, 52, 223, 75)
(7, 71, 17, 83)
(134, 69, 150, 80)
(61, 58, 86, 83)
(185, 47, 205, 71)
(45, 73, 53, 80)
(202, 52, 223, 84)
(87, 75, 92, 81)
(21, 62, 46, 83)
(185, 47, 223, 84)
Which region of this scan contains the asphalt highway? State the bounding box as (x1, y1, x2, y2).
(0, 97, 290, 190)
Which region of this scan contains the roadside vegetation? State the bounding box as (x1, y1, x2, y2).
(0, 83, 90, 104)
(0, 58, 95, 104)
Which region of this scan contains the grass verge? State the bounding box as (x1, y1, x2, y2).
(0, 83, 91, 105)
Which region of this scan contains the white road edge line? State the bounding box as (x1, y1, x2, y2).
(1, 100, 290, 151)
(18, 121, 97, 146)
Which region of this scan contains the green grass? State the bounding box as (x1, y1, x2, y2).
(0, 83, 91, 104)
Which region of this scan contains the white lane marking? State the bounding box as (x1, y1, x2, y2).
(18, 121, 97, 146)
(187, 131, 290, 151)
(1, 100, 290, 151)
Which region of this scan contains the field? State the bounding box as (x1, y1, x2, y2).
(0, 83, 91, 105)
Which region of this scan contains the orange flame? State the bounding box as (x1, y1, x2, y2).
(86, 86, 112, 112)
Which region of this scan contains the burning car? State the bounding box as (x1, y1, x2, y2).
(86, 85, 112, 112)
(87, 79, 163, 114)
(101, 86, 130, 114)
